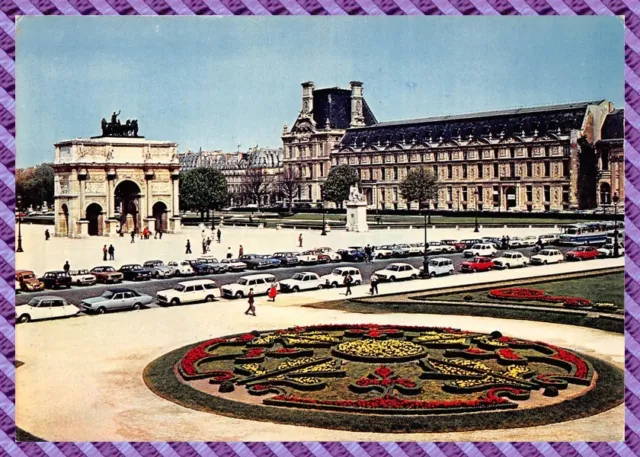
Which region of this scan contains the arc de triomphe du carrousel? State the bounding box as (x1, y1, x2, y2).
(53, 112, 181, 237)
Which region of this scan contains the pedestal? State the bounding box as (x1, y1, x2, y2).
(77, 220, 89, 238)
(105, 219, 120, 236)
(144, 217, 156, 234)
(169, 216, 182, 233)
(345, 202, 369, 232)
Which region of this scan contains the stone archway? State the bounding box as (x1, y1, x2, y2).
(505, 187, 517, 210)
(60, 204, 70, 237)
(152, 201, 168, 233)
(86, 203, 103, 236)
(115, 180, 142, 234)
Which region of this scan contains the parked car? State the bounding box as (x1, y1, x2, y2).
(520, 236, 538, 247)
(118, 264, 152, 281)
(598, 243, 625, 257)
(441, 240, 458, 249)
(296, 251, 319, 265)
(143, 260, 174, 278)
(68, 269, 97, 286)
(90, 266, 124, 284)
(220, 258, 247, 271)
(257, 254, 282, 268)
(421, 258, 454, 277)
(279, 272, 324, 292)
(397, 244, 419, 256)
(373, 246, 395, 259)
(221, 273, 277, 299)
(454, 239, 483, 251)
(460, 257, 495, 273)
(463, 243, 498, 258)
(427, 241, 456, 254)
(565, 246, 600, 261)
(378, 245, 407, 258)
(321, 267, 363, 288)
(316, 247, 342, 262)
(374, 263, 420, 282)
(156, 279, 220, 306)
(81, 288, 153, 314)
(191, 262, 218, 275)
(530, 249, 564, 265)
(16, 296, 80, 323)
(193, 257, 228, 274)
(337, 249, 366, 262)
(507, 237, 524, 248)
(303, 249, 331, 263)
(15, 270, 45, 292)
(493, 252, 529, 269)
(538, 234, 560, 245)
(240, 254, 277, 270)
(273, 252, 301, 267)
(40, 271, 72, 289)
(168, 261, 195, 276)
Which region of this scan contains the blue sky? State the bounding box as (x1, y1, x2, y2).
(16, 16, 623, 167)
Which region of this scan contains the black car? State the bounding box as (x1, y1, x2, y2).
(118, 264, 152, 281)
(191, 263, 218, 275)
(273, 252, 301, 267)
(337, 249, 366, 262)
(39, 271, 72, 289)
(239, 254, 274, 270)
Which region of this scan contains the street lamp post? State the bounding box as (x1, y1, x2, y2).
(474, 190, 480, 233)
(613, 192, 620, 258)
(16, 195, 23, 253)
(422, 201, 430, 277)
(320, 187, 327, 236)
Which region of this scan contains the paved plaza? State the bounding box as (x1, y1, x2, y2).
(17, 223, 564, 273)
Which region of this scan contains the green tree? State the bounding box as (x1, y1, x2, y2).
(577, 136, 599, 209)
(323, 165, 360, 208)
(179, 168, 228, 219)
(16, 164, 54, 210)
(400, 167, 438, 219)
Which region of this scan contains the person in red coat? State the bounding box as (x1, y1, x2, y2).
(268, 282, 278, 302)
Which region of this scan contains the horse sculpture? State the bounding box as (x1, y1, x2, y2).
(100, 112, 141, 137)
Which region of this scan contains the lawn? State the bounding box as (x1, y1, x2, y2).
(432, 272, 624, 309)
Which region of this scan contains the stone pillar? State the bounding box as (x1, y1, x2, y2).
(77, 169, 87, 222)
(107, 172, 116, 218)
(516, 183, 521, 211)
(171, 171, 180, 216)
(569, 133, 580, 209)
(77, 220, 89, 238)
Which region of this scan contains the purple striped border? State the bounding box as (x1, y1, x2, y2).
(0, 3, 636, 455)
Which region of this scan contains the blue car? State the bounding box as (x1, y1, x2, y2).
(257, 255, 282, 268)
(337, 249, 366, 262)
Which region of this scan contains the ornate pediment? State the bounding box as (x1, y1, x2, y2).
(498, 136, 523, 144)
(466, 138, 491, 146)
(291, 115, 316, 135)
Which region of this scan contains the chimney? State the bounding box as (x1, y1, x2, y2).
(350, 81, 364, 127)
(301, 81, 314, 115)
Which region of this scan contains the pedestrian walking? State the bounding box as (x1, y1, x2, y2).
(344, 274, 353, 296)
(501, 235, 508, 250)
(268, 281, 278, 302)
(131, 230, 135, 243)
(202, 240, 207, 255)
(217, 229, 221, 244)
(102, 245, 108, 261)
(206, 237, 212, 252)
(298, 233, 303, 248)
(226, 247, 233, 259)
(185, 239, 192, 254)
(370, 273, 379, 295)
(239, 245, 244, 257)
(45, 229, 50, 241)
(159, 229, 163, 239)
(244, 288, 256, 316)
(108, 244, 115, 260)
(63, 261, 70, 276)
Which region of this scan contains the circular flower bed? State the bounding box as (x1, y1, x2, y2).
(488, 288, 593, 308)
(145, 324, 623, 433)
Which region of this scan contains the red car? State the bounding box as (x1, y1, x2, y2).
(304, 249, 331, 264)
(565, 246, 599, 261)
(460, 257, 495, 273)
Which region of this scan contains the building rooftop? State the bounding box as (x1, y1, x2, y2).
(306, 87, 377, 130)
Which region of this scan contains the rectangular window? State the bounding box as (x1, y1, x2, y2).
(527, 147, 533, 158)
(509, 162, 515, 177)
(493, 163, 499, 177)
(447, 186, 453, 201)
(462, 186, 468, 201)
(509, 148, 515, 158)
(393, 167, 398, 180)
(447, 165, 453, 179)
(493, 186, 500, 208)
(544, 185, 551, 202)
(527, 162, 532, 177)
(433, 165, 437, 177)
(562, 185, 570, 203)
(494, 149, 499, 159)
(545, 145, 551, 157)
(477, 186, 483, 202)
(369, 167, 373, 180)
(562, 160, 569, 177)
(381, 168, 386, 180)
(526, 185, 533, 202)
(463, 164, 468, 179)
(478, 164, 483, 178)
(544, 161, 550, 177)
(320, 163, 324, 177)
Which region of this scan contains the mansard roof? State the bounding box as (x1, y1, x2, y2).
(600, 109, 624, 141)
(339, 100, 604, 149)
(311, 88, 377, 130)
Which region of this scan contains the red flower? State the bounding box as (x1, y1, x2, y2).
(465, 348, 486, 354)
(375, 366, 393, 379)
(240, 348, 264, 359)
(497, 348, 522, 360)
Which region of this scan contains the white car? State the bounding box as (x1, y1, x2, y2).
(220, 258, 247, 271)
(374, 263, 420, 282)
(463, 243, 498, 258)
(321, 267, 363, 288)
(68, 269, 96, 286)
(539, 234, 560, 245)
(507, 237, 524, 248)
(520, 236, 538, 247)
(279, 272, 324, 292)
(221, 273, 277, 299)
(373, 247, 394, 259)
(399, 244, 421, 256)
(422, 258, 454, 276)
(296, 251, 319, 265)
(156, 279, 220, 306)
(598, 243, 625, 257)
(316, 248, 342, 262)
(493, 252, 529, 269)
(168, 261, 195, 276)
(530, 249, 564, 265)
(17, 296, 80, 323)
(427, 242, 456, 254)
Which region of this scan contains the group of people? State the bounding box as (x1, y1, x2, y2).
(244, 281, 278, 317)
(102, 244, 115, 261)
(130, 227, 162, 243)
(364, 244, 376, 262)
